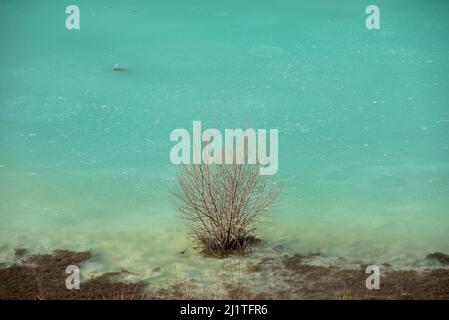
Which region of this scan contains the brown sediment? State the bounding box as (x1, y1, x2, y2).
(14, 248, 27, 258)
(282, 251, 321, 268)
(0, 249, 147, 300)
(250, 253, 449, 299)
(426, 252, 449, 265)
(246, 256, 274, 272)
(1, 248, 449, 300)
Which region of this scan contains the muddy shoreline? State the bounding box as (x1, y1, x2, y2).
(1, 249, 448, 300)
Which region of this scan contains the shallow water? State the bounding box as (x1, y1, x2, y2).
(1, 0, 449, 286)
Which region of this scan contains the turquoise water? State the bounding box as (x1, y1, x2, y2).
(1, 0, 449, 284)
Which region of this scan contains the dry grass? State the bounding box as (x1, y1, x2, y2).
(156, 259, 261, 300)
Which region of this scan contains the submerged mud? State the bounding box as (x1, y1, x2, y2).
(1, 249, 448, 300)
(0, 250, 147, 300)
(245, 253, 449, 299)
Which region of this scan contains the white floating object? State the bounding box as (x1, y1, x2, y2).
(113, 63, 124, 71)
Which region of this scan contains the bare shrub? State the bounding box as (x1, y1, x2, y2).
(172, 160, 279, 257)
